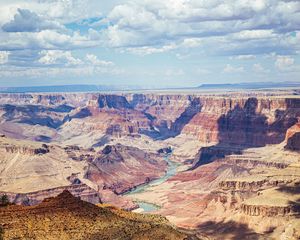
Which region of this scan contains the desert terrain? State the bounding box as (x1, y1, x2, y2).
(0, 89, 299, 239)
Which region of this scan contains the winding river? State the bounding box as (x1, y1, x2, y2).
(123, 154, 178, 212)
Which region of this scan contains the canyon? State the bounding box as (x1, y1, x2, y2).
(0, 90, 299, 239)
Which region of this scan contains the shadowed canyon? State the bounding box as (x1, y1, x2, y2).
(0, 90, 300, 240)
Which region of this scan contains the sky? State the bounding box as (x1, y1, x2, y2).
(0, 0, 299, 88)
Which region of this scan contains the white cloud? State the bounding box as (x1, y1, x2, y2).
(0, 29, 100, 51)
(231, 55, 256, 60)
(0, 0, 299, 84)
(2, 8, 63, 32)
(275, 55, 294, 71)
(38, 50, 82, 66)
(0, 51, 9, 64)
(1, 0, 299, 57)
(85, 54, 114, 66)
(0, 0, 106, 25)
(99, 0, 300, 56)
(126, 44, 177, 55)
(181, 38, 203, 48)
(231, 30, 275, 40)
(223, 64, 244, 73)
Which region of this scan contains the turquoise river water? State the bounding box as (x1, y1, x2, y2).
(123, 154, 178, 212)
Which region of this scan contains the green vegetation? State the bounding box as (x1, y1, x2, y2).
(0, 195, 10, 207)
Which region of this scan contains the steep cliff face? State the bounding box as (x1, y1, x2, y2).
(286, 133, 300, 151)
(98, 95, 132, 109)
(285, 122, 300, 151)
(189, 98, 300, 168)
(91, 95, 300, 144)
(183, 97, 300, 146)
(126, 94, 192, 123)
(241, 203, 298, 217)
(0, 93, 299, 144)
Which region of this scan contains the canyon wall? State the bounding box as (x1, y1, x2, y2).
(1, 93, 299, 148)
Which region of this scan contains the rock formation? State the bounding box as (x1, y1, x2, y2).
(285, 122, 300, 151)
(0, 184, 101, 206)
(0, 190, 193, 240)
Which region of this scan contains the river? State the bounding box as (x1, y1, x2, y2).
(123, 153, 178, 213)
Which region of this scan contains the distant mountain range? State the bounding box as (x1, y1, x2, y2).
(198, 82, 300, 89)
(0, 82, 300, 93)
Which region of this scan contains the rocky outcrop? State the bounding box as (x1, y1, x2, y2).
(158, 147, 172, 154)
(286, 132, 300, 151)
(241, 203, 299, 217)
(219, 179, 268, 191)
(0, 184, 101, 206)
(219, 179, 294, 192)
(98, 95, 132, 109)
(0, 190, 190, 240)
(285, 123, 300, 151)
(218, 157, 289, 169)
(0, 141, 50, 156)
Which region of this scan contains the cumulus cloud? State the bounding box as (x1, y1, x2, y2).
(0, 2, 104, 53)
(1, 0, 299, 56)
(0, 51, 119, 78)
(0, 30, 100, 51)
(99, 0, 300, 56)
(0, 0, 109, 26)
(38, 50, 82, 66)
(2, 9, 62, 32)
(0, 0, 299, 84)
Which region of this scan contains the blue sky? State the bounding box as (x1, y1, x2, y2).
(0, 0, 299, 88)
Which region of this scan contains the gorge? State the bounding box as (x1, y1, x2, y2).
(0, 89, 299, 239)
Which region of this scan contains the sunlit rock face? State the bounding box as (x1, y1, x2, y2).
(285, 123, 300, 151)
